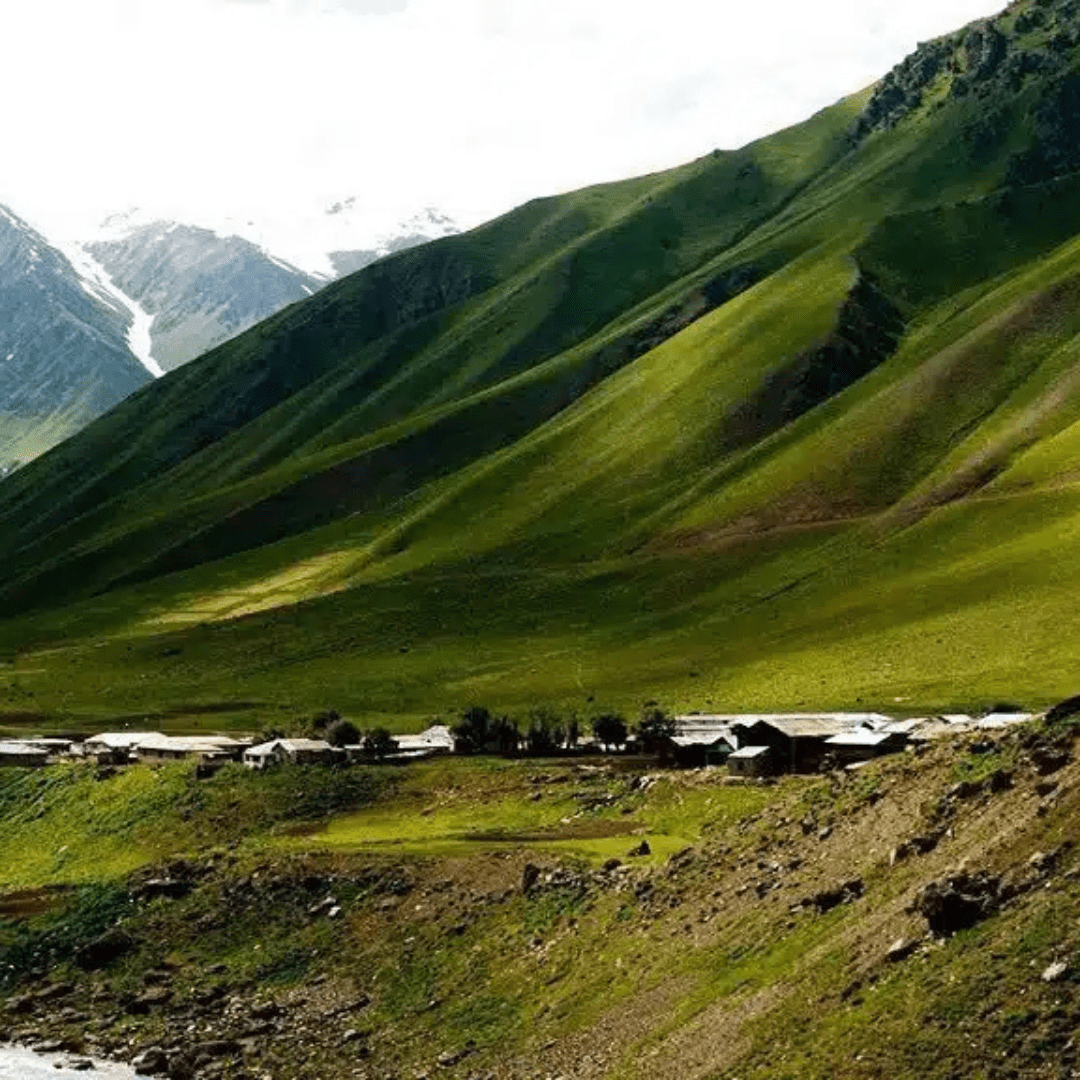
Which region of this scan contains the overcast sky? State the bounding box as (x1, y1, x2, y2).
(1, 0, 1006, 247)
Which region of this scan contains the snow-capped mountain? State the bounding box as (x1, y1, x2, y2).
(0, 205, 150, 470)
(84, 205, 460, 371)
(86, 222, 324, 373)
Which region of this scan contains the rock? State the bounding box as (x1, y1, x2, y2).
(1042, 960, 1069, 983)
(64, 1060, 95, 1072)
(947, 780, 982, 801)
(192, 1039, 241, 1059)
(627, 840, 651, 858)
(522, 864, 541, 894)
(1028, 742, 1071, 776)
(886, 937, 919, 963)
(131, 1047, 169, 1075)
(817, 826, 833, 841)
(601, 858, 622, 872)
(75, 927, 136, 970)
(437, 1046, 473, 1067)
(127, 987, 173, 1014)
(135, 879, 191, 901)
(912, 870, 1004, 935)
(808, 879, 864, 914)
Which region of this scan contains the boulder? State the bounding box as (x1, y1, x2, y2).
(912, 870, 1004, 935)
(75, 928, 136, 971)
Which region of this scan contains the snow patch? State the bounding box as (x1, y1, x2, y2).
(62, 242, 165, 378)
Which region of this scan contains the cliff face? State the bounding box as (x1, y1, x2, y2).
(0, 209, 147, 417)
(852, 0, 1080, 152)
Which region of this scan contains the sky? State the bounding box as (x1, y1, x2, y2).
(0, 0, 1007, 260)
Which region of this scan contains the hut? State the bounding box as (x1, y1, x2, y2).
(0, 742, 49, 768)
(668, 717, 738, 768)
(134, 735, 249, 764)
(727, 746, 772, 778)
(83, 732, 164, 765)
(244, 738, 339, 769)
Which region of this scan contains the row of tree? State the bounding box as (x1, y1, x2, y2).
(451, 704, 675, 756)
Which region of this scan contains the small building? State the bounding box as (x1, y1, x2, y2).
(394, 724, 455, 757)
(134, 735, 249, 764)
(727, 745, 772, 778)
(823, 728, 909, 766)
(83, 732, 165, 765)
(669, 731, 737, 769)
(244, 738, 339, 769)
(731, 715, 891, 774)
(0, 742, 50, 768)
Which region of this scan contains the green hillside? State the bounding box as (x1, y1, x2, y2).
(5, 0, 1080, 728)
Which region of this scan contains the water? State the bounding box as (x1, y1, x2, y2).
(0, 1045, 135, 1077)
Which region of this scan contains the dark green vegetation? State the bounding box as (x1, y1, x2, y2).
(3, 725, 1080, 1079)
(6, 0, 1080, 729)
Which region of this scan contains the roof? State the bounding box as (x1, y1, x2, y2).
(135, 735, 246, 754)
(728, 745, 771, 759)
(395, 725, 455, 751)
(245, 738, 334, 756)
(977, 712, 1035, 729)
(825, 730, 897, 747)
(85, 732, 164, 749)
(0, 741, 48, 758)
(671, 733, 736, 749)
(715, 714, 893, 738)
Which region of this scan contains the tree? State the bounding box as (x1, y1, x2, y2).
(525, 706, 565, 756)
(591, 713, 628, 751)
(362, 727, 399, 759)
(636, 706, 676, 752)
(491, 715, 521, 756)
(452, 706, 492, 754)
(327, 719, 361, 747)
(311, 709, 341, 732)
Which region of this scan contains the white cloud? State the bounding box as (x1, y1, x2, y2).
(0, 0, 1006, 245)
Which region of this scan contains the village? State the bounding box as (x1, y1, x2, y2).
(0, 707, 1040, 776)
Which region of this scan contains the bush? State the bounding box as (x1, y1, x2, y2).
(362, 728, 399, 759)
(327, 719, 361, 747)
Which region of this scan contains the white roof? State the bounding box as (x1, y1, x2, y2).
(977, 712, 1035, 729)
(0, 741, 48, 757)
(245, 738, 334, 756)
(825, 730, 896, 747)
(136, 735, 246, 754)
(729, 745, 771, 759)
(671, 733, 736, 749)
(394, 725, 454, 751)
(85, 732, 164, 749)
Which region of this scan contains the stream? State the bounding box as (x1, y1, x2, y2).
(0, 1045, 135, 1077)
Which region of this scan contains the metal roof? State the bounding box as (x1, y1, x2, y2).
(825, 730, 896, 747)
(0, 741, 48, 757)
(728, 745, 771, 759)
(85, 732, 164, 748)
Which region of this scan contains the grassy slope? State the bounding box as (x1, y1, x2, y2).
(3, 2, 1080, 727)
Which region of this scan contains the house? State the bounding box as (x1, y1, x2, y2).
(83, 732, 164, 764)
(727, 745, 772, 778)
(0, 742, 50, 768)
(134, 735, 249, 764)
(823, 728, 910, 766)
(668, 716, 739, 768)
(347, 724, 456, 762)
(243, 738, 339, 769)
(730, 715, 892, 774)
(394, 724, 455, 757)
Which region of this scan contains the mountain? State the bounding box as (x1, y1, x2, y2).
(0, 206, 152, 472)
(84, 207, 460, 371)
(4, 0, 1080, 727)
(86, 221, 324, 373)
